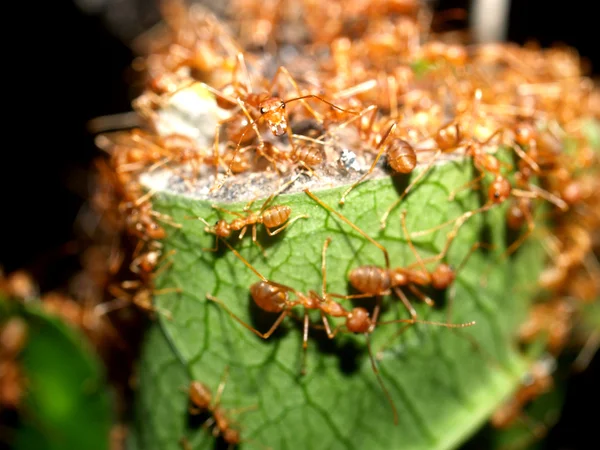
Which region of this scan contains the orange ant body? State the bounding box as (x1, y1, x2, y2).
(377, 121, 464, 227)
(191, 177, 308, 255)
(207, 237, 475, 425)
(186, 367, 256, 447)
(201, 53, 358, 181)
(0, 317, 28, 410)
(350, 210, 482, 321)
(491, 357, 555, 430)
(0, 270, 38, 301)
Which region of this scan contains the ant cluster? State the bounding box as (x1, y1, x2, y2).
(2, 0, 595, 447)
(107, 0, 599, 439)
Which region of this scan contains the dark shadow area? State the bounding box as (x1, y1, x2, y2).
(247, 292, 290, 342)
(311, 326, 364, 376)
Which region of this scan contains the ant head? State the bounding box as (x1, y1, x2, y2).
(214, 220, 231, 237)
(222, 428, 241, 445)
(488, 176, 511, 203)
(346, 307, 371, 333)
(431, 263, 455, 290)
(146, 222, 166, 240)
(259, 98, 287, 136)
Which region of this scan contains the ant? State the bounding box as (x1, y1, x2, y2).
(186, 366, 260, 448)
(491, 356, 556, 435)
(349, 209, 482, 323)
(518, 298, 574, 356)
(0, 269, 38, 301)
(189, 176, 309, 256)
(0, 317, 28, 410)
(206, 237, 474, 425)
(100, 249, 181, 320)
(205, 237, 378, 376)
(377, 120, 465, 228)
(201, 53, 359, 182)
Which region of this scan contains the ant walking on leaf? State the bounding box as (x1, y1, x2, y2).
(188, 176, 308, 256)
(185, 366, 264, 449)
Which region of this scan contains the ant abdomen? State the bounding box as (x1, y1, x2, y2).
(250, 281, 287, 312)
(262, 205, 292, 229)
(291, 143, 324, 167)
(346, 307, 372, 333)
(387, 138, 417, 173)
(349, 266, 391, 294)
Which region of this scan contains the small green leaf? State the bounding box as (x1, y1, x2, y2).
(1, 300, 113, 450)
(132, 153, 546, 450)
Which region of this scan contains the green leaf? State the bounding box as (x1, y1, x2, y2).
(0, 300, 113, 450)
(133, 156, 545, 450)
(582, 118, 600, 151)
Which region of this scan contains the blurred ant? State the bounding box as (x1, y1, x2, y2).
(200, 53, 359, 182)
(185, 366, 261, 448)
(0, 317, 28, 410)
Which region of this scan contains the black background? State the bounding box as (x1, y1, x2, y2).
(3, 1, 598, 448)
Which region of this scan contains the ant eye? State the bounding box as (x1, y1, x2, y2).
(280, 102, 285, 109)
(260, 107, 267, 114)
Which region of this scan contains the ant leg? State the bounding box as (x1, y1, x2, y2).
(206, 294, 289, 339)
(339, 122, 397, 205)
(301, 312, 310, 376)
(409, 202, 495, 239)
(365, 333, 399, 425)
(151, 211, 183, 229)
(257, 173, 302, 215)
(380, 149, 442, 229)
(286, 94, 360, 118)
(221, 100, 264, 180)
(264, 215, 309, 236)
(448, 173, 484, 201)
(400, 210, 429, 274)
(154, 287, 182, 295)
(375, 316, 476, 358)
(321, 237, 331, 297)
(237, 225, 248, 240)
(151, 250, 178, 277)
(407, 284, 435, 307)
(304, 188, 390, 268)
(210, 205, 246, 218)
(573, 330, 600, 373)
(250, 225, 267, 257)
(513, 185, 568, 211)
(94, 297, 129, 316)
(213, 365, 230, 408)
(269, 65, 323, 122)
(233, 52, 252, 95)
(218, 237, 268, 282)
(393, 287, 418, 322)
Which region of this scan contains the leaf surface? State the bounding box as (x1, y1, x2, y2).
(134, 157, 545, 450)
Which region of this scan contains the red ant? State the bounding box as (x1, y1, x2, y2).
(199, 53, 359, 182)
(206, 236, 474, 425)
(188, 176, 308, 256)
(186, 366, 261, 448)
